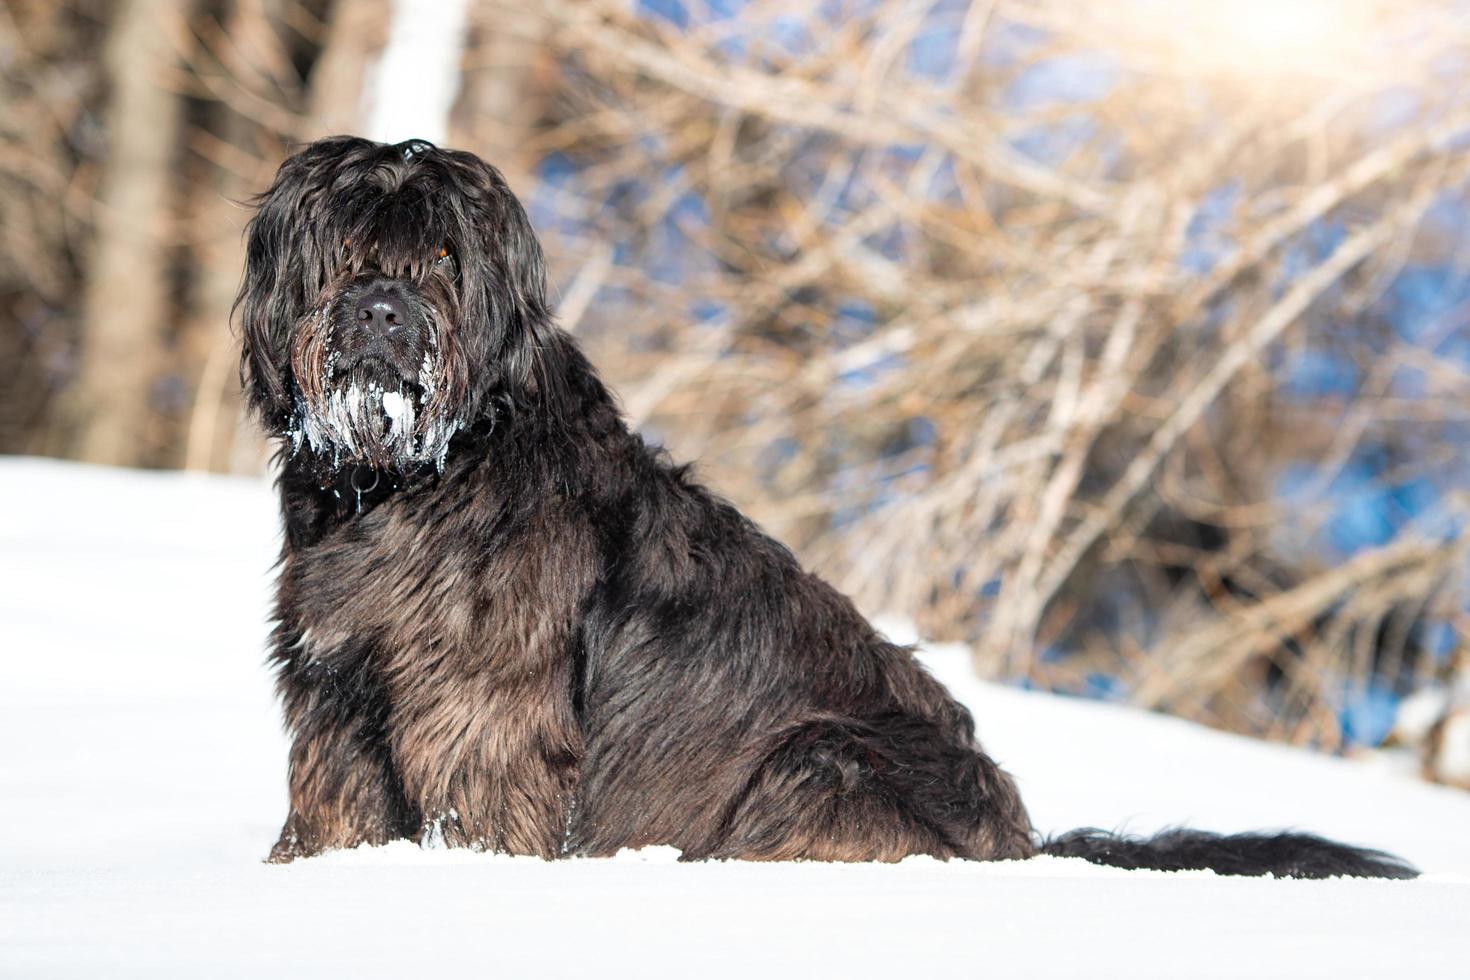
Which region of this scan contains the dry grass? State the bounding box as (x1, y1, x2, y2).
(2, 0, 1467, 758)
(511, 0, 1470, 745)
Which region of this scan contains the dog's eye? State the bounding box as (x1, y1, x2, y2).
(435, 246, 457, 276)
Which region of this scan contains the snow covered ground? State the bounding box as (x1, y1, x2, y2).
(2, 457, 1467, 978)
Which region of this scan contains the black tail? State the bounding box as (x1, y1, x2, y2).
(1041, 828, 1418, 879)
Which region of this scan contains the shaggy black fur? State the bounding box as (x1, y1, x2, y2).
(237, 135, 1416, 878)
(1043, 829, 1416, 879)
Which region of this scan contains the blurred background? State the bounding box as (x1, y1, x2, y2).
(3, 0, 1469, 787)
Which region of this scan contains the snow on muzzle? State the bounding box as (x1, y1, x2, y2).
(287, 350, 463, 472)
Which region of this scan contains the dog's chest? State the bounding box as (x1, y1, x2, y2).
(285, 504, 485, 669)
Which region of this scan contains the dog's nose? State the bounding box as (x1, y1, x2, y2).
(355, 290, 410, 337)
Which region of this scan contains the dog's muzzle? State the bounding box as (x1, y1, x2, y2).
(286, 278, 462, 472)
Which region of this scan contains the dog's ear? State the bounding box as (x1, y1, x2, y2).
(473, 165, 570, 420)
(234, 147, 333, 424)
(503, 198, 567, 409)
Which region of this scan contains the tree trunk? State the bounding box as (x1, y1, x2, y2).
(451, 1, 550, 190)
(69, 0, 190, 466)
(305, 0, 390, 138)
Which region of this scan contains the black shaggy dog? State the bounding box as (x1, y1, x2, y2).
(239, 136, 1414, 878)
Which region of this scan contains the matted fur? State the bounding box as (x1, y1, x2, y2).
(238, 136, 1416, 878)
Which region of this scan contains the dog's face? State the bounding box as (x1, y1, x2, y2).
(237, 136, 553, 473)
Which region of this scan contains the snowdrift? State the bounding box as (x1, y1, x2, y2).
(2, 458, 1466, 978)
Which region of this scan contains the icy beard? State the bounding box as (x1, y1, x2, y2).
(286, 326, 464, 474)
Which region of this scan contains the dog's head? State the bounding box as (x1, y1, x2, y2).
(237, 136, 556, 473)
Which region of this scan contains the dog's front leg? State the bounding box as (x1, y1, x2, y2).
(268, 658, 417, 863)
(392, 676, 581, 859)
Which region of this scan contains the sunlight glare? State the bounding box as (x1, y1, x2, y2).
(1122, 0, 1387, 85)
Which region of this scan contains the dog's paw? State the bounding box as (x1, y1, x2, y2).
(417, 808, 464, 850)
(416, 808, 499, 852)
(266, 825, 321, 864)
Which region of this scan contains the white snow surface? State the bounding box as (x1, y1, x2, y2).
(2, 457, 1467, 978)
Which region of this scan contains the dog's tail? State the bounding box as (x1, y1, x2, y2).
(1039, 828, 1418, 879)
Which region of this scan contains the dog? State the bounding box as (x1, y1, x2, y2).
(238, 136, 1415, 877)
